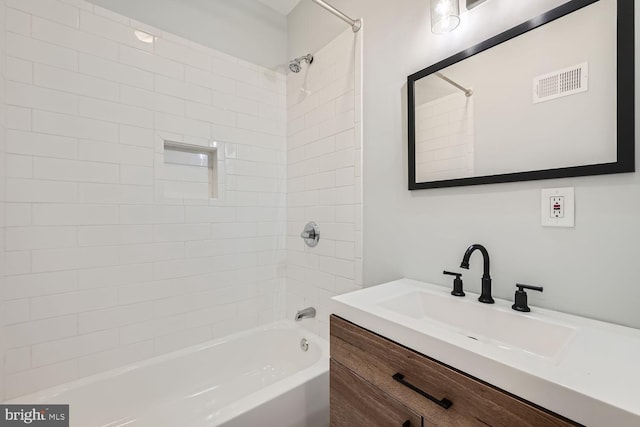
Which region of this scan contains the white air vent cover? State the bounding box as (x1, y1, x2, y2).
(533, 62, 588, 104)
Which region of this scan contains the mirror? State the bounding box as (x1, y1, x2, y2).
(408, 0, 634, 190)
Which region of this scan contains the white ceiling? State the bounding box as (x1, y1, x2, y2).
(86, 0, 312, 69)
(88, 0, 290, 68)
(255, 0, 303, 15)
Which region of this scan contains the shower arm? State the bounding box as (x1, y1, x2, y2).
(311, 0, 362, 32)
(435, 72, 473, 97)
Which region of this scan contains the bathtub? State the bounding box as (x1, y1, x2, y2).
(7, 321, 329, 427)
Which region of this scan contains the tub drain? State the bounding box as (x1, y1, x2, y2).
(300, 338, 309, 352)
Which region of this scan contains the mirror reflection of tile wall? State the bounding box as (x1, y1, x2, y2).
(415, 92, 474, 182)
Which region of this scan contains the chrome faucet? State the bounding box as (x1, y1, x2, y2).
(460, 244, 494, 304)
(295, 307, 316, 321)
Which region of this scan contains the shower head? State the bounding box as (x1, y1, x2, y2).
(288, 54, 314, 73)
(289, 61, 301, 73)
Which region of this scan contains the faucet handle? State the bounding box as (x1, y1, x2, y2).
(512, 283, 543, 312)
(516, 284, 543, 292)
(443, 270, 465, 297)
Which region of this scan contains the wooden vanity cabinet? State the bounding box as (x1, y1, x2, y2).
(331, 360, 422, 427)
(329, 315, 581, 427)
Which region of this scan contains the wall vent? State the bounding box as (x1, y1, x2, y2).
(533, 62, 588, 104)
(466, 0, 487, 10)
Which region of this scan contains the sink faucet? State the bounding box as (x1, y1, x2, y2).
(295, 307, 316, 321)
(460, 244, 494, 304)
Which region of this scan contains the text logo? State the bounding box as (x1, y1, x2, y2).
(0, 405, 68, 426)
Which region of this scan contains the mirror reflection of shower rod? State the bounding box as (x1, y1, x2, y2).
(311, 0, 362, 32)
(435, 72, 473, 97)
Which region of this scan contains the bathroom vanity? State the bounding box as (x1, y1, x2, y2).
(330, 315, 575, 426)
(329, 279, 640, 426)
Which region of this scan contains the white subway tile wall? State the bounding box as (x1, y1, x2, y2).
(1, 0, 287, 399)
(286, 28, 363, 339)
(415, 93, 474, 182)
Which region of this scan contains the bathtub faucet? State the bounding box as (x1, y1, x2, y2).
(295, 307, 316, 321)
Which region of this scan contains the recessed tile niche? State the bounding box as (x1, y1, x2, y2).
(161, 141, 218, 200)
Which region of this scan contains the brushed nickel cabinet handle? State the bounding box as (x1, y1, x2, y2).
(393, 373, 453, 410)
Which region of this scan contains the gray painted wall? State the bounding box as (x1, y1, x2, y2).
(0, 0, 6, 401)
(288, 0, 640, 329)
(87, 0, 288, 70)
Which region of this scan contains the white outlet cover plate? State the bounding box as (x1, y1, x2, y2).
(541, 187, 575, 227)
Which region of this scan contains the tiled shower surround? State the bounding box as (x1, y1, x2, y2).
(0, 0, 362, 400)
(286, 28, 363, 338)
(1, 0, 291, 399)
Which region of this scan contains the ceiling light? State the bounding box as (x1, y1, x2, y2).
(430, 0, 461, 34)
(134, 30, 154, 44)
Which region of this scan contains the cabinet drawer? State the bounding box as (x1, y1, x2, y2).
(330, 315, 580, 427)
(331, 359, 422, 427)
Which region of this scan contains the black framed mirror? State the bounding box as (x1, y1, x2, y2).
(408, 0, 634, 190)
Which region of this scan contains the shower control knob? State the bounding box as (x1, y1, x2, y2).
(300, 222, 320, 247)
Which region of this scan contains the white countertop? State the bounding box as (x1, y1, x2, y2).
(331, 278, 640, 426)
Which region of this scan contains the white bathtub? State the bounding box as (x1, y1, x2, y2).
(8, 321, 330, 427)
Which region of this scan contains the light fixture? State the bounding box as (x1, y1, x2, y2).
(134, 30, 154, 44)
(430, 0, 461, 34)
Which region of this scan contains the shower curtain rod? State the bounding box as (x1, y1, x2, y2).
(311, 0, 362, 32)
(435, 72, 473, 97)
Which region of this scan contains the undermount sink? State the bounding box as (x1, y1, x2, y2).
(378, 290, 575, 359)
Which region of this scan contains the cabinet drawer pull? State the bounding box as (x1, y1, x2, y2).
(392, 373, 453, 409)
(402, 421, 411, 427)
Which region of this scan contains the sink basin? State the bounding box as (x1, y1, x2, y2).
(331, 278, 640, 426)
(378, 290, 575, 359)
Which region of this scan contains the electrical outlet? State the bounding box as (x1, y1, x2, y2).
(541, 188, 574, 227)
(550, 196, 564, 218)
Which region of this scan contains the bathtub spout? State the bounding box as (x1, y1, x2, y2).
(295, 307, 316, 321)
